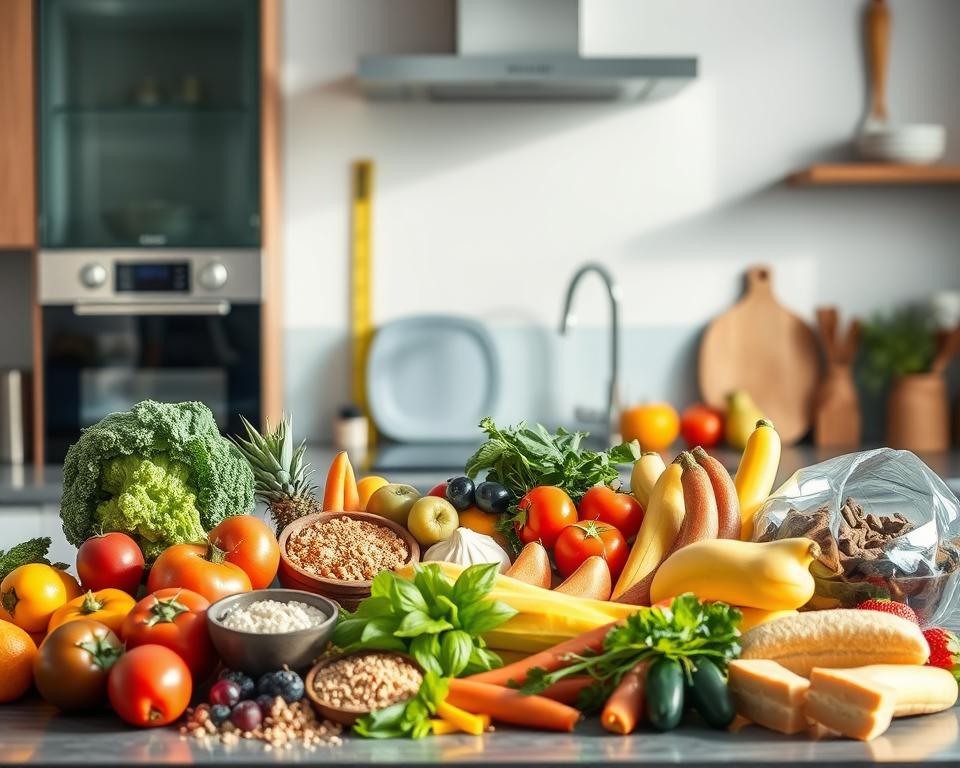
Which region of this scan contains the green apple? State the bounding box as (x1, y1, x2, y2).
(406, 497, 459, 547)
(366, 483, 420, 527)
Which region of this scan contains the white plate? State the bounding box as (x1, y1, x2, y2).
(366, 315, 501, 442)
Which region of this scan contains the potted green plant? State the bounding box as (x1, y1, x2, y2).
(860, 308, 947, 452)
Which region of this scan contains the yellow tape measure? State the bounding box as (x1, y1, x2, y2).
(350, 159, 376, 445)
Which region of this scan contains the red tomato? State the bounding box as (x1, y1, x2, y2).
(578, 486, 644, 539)
(515, 486, 577, 549)
(122, 588, 216, 681)
(554, 521, 628, 582)
(208, 515, 280, 590)
(680, 404, 724, 449)
(108, 644, 191, 727)
(427, 482, 447, 498)
(146, 544, 251, 603)
(76, 532, 145, 596)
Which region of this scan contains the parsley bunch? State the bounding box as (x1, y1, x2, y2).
(520, 595, 742, 711)
(353, 672, 449, 740)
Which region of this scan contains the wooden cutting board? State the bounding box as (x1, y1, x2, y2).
(698, 266, 821, 445)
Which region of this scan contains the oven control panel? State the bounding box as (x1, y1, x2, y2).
(116, 262, 190, 293)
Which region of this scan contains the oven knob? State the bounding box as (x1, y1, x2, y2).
(79, 263, 107, 289)
(198, 262, 228, 291)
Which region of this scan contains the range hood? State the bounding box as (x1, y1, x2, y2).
(357, 0, 697, 102)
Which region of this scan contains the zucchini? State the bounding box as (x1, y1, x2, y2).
(688, 658, 735, 729)
(645, 657, 684, 731)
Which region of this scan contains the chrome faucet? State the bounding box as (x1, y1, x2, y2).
(559, 262, 621, 437)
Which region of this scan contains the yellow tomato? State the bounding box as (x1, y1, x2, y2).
(47, 588, 136, 637)
(619, 402, 680, 451)
(0, 565, 82, 634)
(357, 476, 389, 510)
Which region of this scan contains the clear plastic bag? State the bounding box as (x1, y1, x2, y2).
(753, 447, 960, 627)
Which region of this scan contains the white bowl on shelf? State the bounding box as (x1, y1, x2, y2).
(856, 123, 946, 164)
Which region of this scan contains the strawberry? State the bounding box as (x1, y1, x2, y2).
(923, 627, 960, 681)
(856, 598, 919, 625)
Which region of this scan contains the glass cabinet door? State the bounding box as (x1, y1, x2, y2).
(39, 0, 260, 248)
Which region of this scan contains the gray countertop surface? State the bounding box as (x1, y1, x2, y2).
(5, 443, 960, 507)
(3, 699, 960, 767)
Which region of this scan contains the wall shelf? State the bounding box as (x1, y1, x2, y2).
(789, 163, 960, 186)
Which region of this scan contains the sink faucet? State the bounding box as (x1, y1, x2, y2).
(559, 262, 621, 437)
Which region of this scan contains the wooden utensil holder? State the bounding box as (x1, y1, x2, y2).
(886, 373, 949, 452)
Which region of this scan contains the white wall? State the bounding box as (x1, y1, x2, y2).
(282, 0, 960, 439)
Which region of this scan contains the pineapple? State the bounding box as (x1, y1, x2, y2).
(231, 414, 322, 535)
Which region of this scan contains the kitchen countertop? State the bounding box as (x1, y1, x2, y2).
(4, 699, 960, 767)
(5, 444, 960, 507)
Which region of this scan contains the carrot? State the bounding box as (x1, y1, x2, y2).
(541, 676, 594, 706)
(601, 661, 650, 735)
(322, 452, 348, 510)
(342, 455, 360, 511)
(437, 701, 488, 735)
(447, 679, 581, 732)
(468, 621, 617, 687)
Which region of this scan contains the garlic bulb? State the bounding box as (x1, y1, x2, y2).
(423, 527, 511, 573)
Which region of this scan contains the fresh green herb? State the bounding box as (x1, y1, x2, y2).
(353, 672, 449, 739)
(333, 563, 517, 677)
(0, 537, 68, 581)
(860, 307, 936, 392)
(465, 417, 639, 502)
(519, 594, 741, 711)
(465, 417, 640, 554)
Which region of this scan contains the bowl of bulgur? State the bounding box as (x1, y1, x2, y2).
(277, 511, 420, 610)
(305, 650, 424, 726)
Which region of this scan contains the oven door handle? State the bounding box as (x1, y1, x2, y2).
(72, 301, 231, 317)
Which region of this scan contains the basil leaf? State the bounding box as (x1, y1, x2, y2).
(438, 630, 473, 677)
(390, 577, 429, 614)
(361, 615, 400, 643)
(356, 596, 394, 619)
(370, 569, 395, 599)
(394, 609, 453, 638)
(331, 616, 366, 648)
(434, 594, 460, 626)
(409, 634, 443, 676)
(462, 645, 502, 675)
(413, 563, 452, 602)
(451, 562, 498, 606)
(458, 599, 517, 635)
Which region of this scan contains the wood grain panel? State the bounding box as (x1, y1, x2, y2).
(0, 0, 36, 249)
(790, 164, 960, 185)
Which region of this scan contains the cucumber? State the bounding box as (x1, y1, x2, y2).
(645, 657, 684, 731)
(688, 658, 735, 729)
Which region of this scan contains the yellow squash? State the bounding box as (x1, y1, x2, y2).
(649, 537, 819, 611)
(611, 462, 684, 601)
(630, 451, 666, 509)
(734, 419, 781, 540)
(737, 606, 799, 633)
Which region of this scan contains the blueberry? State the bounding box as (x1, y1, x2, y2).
(445, 476, 476, 511)
(475, 481, 512, 515)
(218, 669, 256, 700)
(209, 704, 232, 726)
(256, 694, 275, 715)
(257, 670, 305, 703)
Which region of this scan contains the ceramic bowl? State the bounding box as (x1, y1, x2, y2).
(277, 511, 420, 611)
(856, 123, 946, 164)
(207, 588, 339, 677)
(304, 650, 424, 726)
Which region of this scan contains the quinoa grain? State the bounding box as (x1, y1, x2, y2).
(286, 516, 408, 581)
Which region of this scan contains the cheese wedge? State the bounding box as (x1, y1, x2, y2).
(825, 665, 958, 717)
(804, 667, 896, 741)
(728, 659, 811, 734)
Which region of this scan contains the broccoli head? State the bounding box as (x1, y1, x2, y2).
(61, 400, 255, 559)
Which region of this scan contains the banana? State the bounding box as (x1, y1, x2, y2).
(739, 610, 930, 677)
(673, 452, 719, 549)
(649, 538, 819, 611)
(826, 665, 958, 717)
(692, 447, 740, 539)
(631, 451, 666, 508)
(734, 419, 781, 540)
(611, 462, 684, 603)
(738, 607, 799, 633)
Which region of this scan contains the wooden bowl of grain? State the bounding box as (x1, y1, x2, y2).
(278, 511, 420, 611)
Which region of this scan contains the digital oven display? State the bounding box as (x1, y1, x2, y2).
(115, 262, 190, 293)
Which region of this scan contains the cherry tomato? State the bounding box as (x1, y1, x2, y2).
(76, 532, 145, 596)
(427, 481, 447, 498)
(33, 619, 123, 712)
(108, 644, 192, 727)
(146, 544, 251, 603)
(122, 588, 216, 681)
(515, 486, 577, 549)
(680, 404, 724, 449)
(554, 521, 628, 582)
(208, 515, 280, 590)
(578, 486, 645, 540)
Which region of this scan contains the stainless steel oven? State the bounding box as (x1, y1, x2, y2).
(39, 249, 262, 461)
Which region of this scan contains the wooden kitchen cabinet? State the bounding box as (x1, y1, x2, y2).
(0, 0, 36, 249)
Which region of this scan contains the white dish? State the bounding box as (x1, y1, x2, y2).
(365, 315, 501, 442)
(856, 123, 946, 164)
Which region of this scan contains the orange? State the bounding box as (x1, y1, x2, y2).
(356, 475, 389, 510)
(0, 619, 37, 703)
(0, 564, 81, 634)
(458, 507, 510, 549)
(620, 402, 680, 451)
